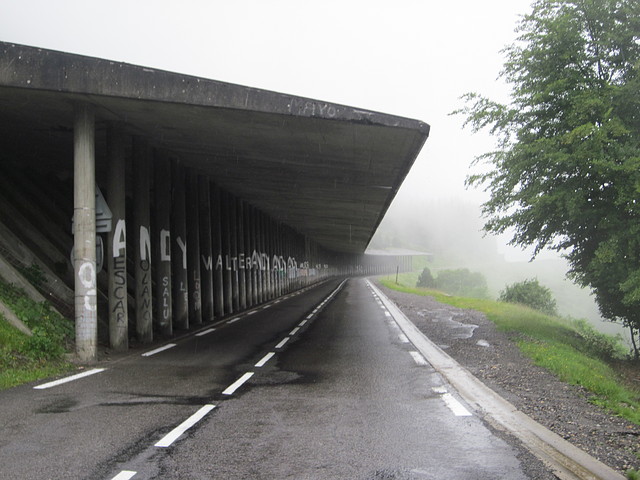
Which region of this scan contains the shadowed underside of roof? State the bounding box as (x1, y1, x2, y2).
(0, 42, 429, 254)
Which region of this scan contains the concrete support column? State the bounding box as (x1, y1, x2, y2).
(229, 195, 239, 312)
(243, 201, 253, 308)
(273, 221, 280, 297)
(154, 151, 172, 336)
(133, 137, 153, 343)
(211, 185, 224, 318)
(264, 212, 272, 300)
(106, 124, 128, 351)
(256, 210, 265, 304)
(265, 215, 276, 299)
(261, 212, 269, 300)
(249, 205, 258, 306)
(237, 199, 247, 311)
(186, 170, 202, 325)
(269, 218, 276, 298)
(220, 190, 233, 315)
(198, 177, 214, 323)
(284, 226, 292, 292)
(73, 103, 97, 362)
(171, 160, 189, 329)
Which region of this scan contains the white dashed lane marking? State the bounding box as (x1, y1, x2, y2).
(33, 368, 106, 390)
(409, 351, 428, 366)
(222, 372, 254, 396)
(369, 282, 472, 418)
(110, 470, 137, 480)
(255, 352, 275, 367)
(141, 344, 177, 357)
(196, 328, 216, 337)
(154, 404, 217, 447)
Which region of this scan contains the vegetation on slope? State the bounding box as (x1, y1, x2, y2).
(0, 279, 74, 389)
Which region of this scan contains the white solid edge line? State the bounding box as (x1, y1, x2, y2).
(111, 470, 137, 480)
(196, 328, 216, 337)
(366, 279, 626, 480)
(155, 404, 216, 447)
(441, 393, 473, 417)
(142, 343, 177, 357)
(409, 351, 428, 366)
(34, 368, 106, 390)
(255, 352, 275, 367)
(275, 337, 290, 349)
(222, 372, 254, 395)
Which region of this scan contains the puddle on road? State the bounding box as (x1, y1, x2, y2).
(35, 397, 78, 414)
(418, 309, 478, 340)
(365, 467, 436, 479)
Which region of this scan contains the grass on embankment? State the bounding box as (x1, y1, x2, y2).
(0, 280, 75, 390)
(379, 277, 640, 427)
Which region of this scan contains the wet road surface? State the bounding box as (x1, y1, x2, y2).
(0, 278, 537, 479)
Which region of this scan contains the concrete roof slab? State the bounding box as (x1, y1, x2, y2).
(0, 42, 429, 254)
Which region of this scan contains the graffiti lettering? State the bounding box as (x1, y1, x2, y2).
(78, 261, 97, 312)
(112, 255, 127, 323)
(113, 219, 126, 257)
(139, 226, 151, 262)
(289, 98, 338, 118)
(160, 229, 171, 261)
(176, 236, 187, 269)
(201, 255, 213, 270)
(161, 275, 171, 320)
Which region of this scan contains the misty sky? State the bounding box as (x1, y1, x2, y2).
(0, 0, 535, 257)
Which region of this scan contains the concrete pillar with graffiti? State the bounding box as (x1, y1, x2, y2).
(171, 160, 189, 329)
(73, 103, 98, 362)
(186, 170, 202, 325)
(198, 177, 214, 323)
(107, 124, 128, 350)
(154, 151, 172, 337)
(133, 137, 153, 343)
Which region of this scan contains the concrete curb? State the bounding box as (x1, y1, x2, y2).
(367, 280, 625, 480)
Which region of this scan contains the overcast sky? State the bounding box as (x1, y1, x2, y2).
(0, 0, 534, 256)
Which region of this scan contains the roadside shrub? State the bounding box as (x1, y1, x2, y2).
(572, 319, 627, 361)
(434, 268, 489, 298)
(416, 267, 435, 288)
(499, 278, 557, 316)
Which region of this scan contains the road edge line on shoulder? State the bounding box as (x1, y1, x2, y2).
(366, 279, 625, 480)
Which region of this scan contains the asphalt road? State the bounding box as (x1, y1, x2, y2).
(0, 278, 537, 480)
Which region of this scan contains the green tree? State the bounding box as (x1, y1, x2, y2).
(416, 267, 435, 288)
(455, 0, 640, 357)
(435, 268, 489, 298)
(499, 278, 558, 316)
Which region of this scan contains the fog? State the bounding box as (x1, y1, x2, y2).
(0, 2, 628, 341)
(369, 192, 630, 341)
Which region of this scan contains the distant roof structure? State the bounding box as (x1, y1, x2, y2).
(365, 248, 432, 257)
(0, 42, 430, 254)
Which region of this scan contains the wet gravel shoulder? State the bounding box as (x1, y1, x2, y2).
(375, 280, 640, 476)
